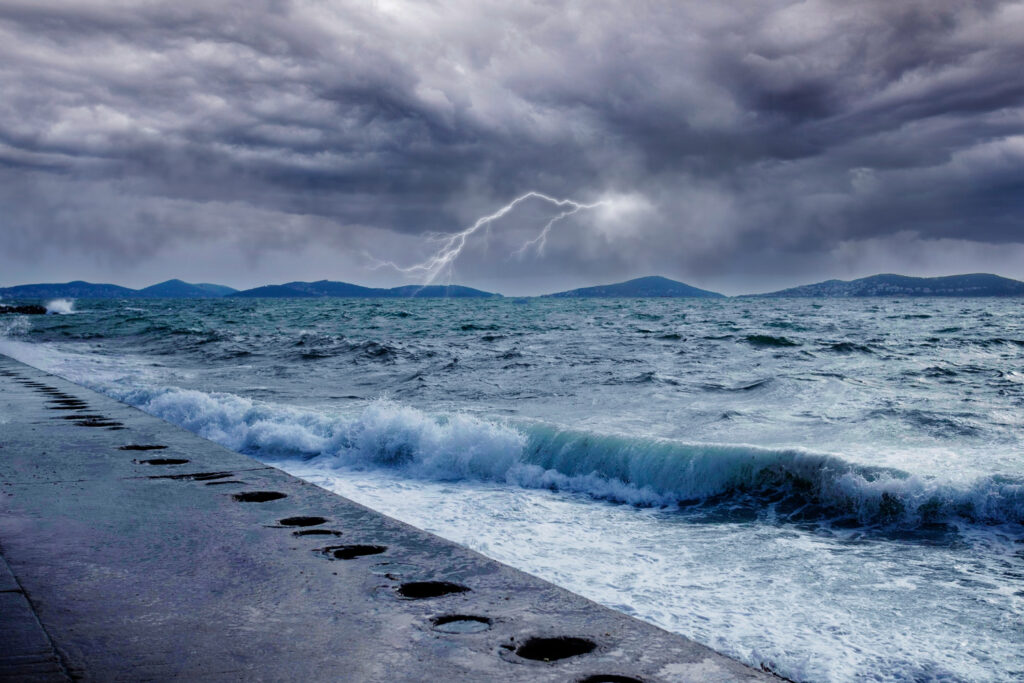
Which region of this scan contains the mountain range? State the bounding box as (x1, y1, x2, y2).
(2, 273, 1024, 300)
(0, 279, 238, 299)
(751, 273, 1024, 298)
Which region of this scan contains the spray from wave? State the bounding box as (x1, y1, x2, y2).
(102, 384, 1023, 528)
(45, 298, 75, 315)
(0, 316, 31, 337)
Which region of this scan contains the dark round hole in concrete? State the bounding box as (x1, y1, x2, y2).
(205, 480, 244, 486)
(516, 637, 597, 662)
(397, 581, 470, 599)
(119, 445, 168, 451)
(578, 676, 644, 683)
(332, 545, 386, 560)
(278, 516, 327, 527)
(75, 420, 122, 427)
(232, 491, 287, 502)
(432, 615, 492, 634)
(137, 458, 190, 465)
(293, 529, 342, 537)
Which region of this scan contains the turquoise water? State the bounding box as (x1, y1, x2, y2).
(1, 297, 1022, 680)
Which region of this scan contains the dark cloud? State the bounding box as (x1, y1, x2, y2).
(1, 0, 1023, 294)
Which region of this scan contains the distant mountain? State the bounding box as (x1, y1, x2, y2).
(543, 276, 724, 298)
(192, 283, 237, 297)
(230, 280, 500, 298)
(755, 273, 1024, 298)
(137, 279, 237, 298)
(229, 284, 319, 298)
(0, 280, 138, 299)
(282, 280, 382, 297)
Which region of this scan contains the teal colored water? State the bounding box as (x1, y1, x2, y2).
(1, 297, 1022, 680)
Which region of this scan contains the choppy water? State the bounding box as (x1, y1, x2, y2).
(1, 297, 1022, 681)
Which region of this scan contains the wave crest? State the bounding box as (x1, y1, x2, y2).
(114, 387, 1024, 528)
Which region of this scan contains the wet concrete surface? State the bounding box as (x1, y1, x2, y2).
(0, 354, 773, 682)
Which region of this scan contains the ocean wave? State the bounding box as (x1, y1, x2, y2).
(825, 341, 873, 354)
(744, 334, 799, 347)
(108, 386, 1023, 528)
(701, 378, 772, 392)
(0, 316, 31, 337)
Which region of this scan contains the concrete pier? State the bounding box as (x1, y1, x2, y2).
(0, 354, 772, 682)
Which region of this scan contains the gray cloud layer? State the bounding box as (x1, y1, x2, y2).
(1, 0, 1023, 294)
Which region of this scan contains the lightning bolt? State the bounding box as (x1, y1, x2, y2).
(371, 191, 606, 285)
(512, 203, 593, 258)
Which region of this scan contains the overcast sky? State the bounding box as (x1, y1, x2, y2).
(1, 0, 1023, 295)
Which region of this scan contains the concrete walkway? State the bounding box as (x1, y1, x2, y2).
(0, 354, 773, 682)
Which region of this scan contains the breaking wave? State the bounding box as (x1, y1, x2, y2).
(109, 385, 1023, 528)
(45, 298, 75, 315)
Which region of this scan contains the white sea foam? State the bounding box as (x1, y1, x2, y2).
(45, 298, 75, 314)
(93, 383, 1023, 526)
(0, 316, 31, 338)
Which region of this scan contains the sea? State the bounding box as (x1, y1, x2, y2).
(1, 296, 1022, 681)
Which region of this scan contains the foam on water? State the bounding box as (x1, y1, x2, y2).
(105, 386, 1024, 527)
(273, 462, 1024, 682)
(44, 298, 75, 315)
(0, 316, 31, 338)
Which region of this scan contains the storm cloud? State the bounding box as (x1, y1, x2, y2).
(1, 0, 1023, 294)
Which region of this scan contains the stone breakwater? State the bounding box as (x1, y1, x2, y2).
(0, 354, 773, 682)
(0, 304, 46, 315)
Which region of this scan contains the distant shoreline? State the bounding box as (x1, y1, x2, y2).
(3, 272, 1024, 300)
